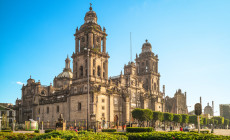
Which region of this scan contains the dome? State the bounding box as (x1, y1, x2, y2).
(84, 5, 97, 24)
(142, 39, 152, 53)
(57, 71, 73, 79)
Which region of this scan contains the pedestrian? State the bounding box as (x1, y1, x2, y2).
(180, 127, 183, 131)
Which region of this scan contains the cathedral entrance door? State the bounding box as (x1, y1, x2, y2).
(114, 115, 119, 129)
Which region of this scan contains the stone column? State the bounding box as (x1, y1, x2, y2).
(75, 38, 79, 53)
(99, 37, 101, 51)
(125, 97, 130, 123)
(109, 95, 114, 124)
(93, 34, 96, 48)
(102, 37, 106, 53)
(88, 33, 93, 49)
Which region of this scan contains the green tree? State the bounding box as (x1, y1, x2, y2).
(224, 119, 229, 128)
(203, 118, 208, 126)
(214, 116, 224, 128)
(143, 109, 153, 127)
(189, 115, 203, 128)
(164, 113, 174, 127)
(208, 119, 214, 125)
(132, 108, 145, 127)
(173, 114, 182, 127)
(152, 111, 163, 128)
(181, 114, 189, 127)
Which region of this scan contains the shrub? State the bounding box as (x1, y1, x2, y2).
(34, 130, 40, 133)
(126, 132, 230, 140)
(189, 130, 209, 134)
(102, 129, 117, 132)
(126, 127, 153, 132)
(1, 130, 12, 133)
(45, 129, 54, 133)
(0, 132, 39, 139)
(33, 130, 128, 140)
(1, 127, 11, 131)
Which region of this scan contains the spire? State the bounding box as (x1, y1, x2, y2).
(65, 55, 70, 70)
(89, 3, 92, 11)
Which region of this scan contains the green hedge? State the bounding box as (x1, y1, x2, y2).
(126, 127, 154, 132)
(33, 131, 128, 140)
(34, 130, 40, 133)
(189, 130, 209, 134)
(102, 129, 117, 132)
(0, 130, 12, 133)
(0, 132, 39, 140)
(45, 129, 54, 133)
(127, 132, 230, 140)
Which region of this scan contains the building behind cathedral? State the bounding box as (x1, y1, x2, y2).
(15, 5, 188, 129)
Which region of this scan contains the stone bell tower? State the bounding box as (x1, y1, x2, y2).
(72, 4, 109, 87)
(135, 40, 160, 95)
(135, 40, 163, 111)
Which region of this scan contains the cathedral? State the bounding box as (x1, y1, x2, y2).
(15, 5, 187, 129)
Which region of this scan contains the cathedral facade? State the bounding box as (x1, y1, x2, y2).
(15, 5, 186, 129)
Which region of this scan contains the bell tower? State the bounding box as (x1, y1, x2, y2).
(72, 4, 109, 86)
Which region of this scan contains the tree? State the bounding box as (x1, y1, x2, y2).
(132, 108, 145, 127)
(203, 118, 208, 126)
(132, 108, 153, 127)
(181, 114, 189, 127)
(143, 109, 153, 127)
(164, 113, 174, 127)
(224, 119, 229, 128)
(152, 111, 163, 128)
(173, 114, 182, 127)
(208, 119, 214, 125)
(214, 116, 224, 128)
(189, 115, 203, 128)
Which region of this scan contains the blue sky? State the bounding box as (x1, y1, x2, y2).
(0, 0, 230, 115)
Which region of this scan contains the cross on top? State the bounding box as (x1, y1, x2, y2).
(89, 3, 92, 11)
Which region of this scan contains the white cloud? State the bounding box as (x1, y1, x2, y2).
(16, 82, 24, 85)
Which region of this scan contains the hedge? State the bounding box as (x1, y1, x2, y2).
(102, 129, 117, 132)
(34, 130, 40, 133)
(126, 127, 154, 132)
(0, 132, 39, 140)
(190, 130, 210, 134)
(126, 132, 230, 140)
(1, 130, 12, 133)
(45, 129, 54, 133)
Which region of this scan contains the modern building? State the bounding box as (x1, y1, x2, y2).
(220, 104, 230, 120)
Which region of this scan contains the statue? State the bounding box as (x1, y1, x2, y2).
(56, 114, 66, 130)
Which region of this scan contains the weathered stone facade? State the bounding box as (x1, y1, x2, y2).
(15, 5, 187, 129)
(165, 89, 188, 114)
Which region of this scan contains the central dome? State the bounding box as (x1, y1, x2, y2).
(142, 39, 152, 53)
(57, 71, 73, 79)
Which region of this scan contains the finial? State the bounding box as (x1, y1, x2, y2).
(30, 75, 31, 79)
(67, 55, 69, 58)
(89, 3, 92, 11)
(145, 39, 148, 43)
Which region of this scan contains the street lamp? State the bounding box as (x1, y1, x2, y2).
(84, 47, 90, 131)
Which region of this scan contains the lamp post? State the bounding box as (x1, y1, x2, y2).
(84, 47, 90, 131)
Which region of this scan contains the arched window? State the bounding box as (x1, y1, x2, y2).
(93, 59, 96, 67)
(97, 66, 101, 77)
(80, 66, 83, 77)
(154, 83, 156, 90)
